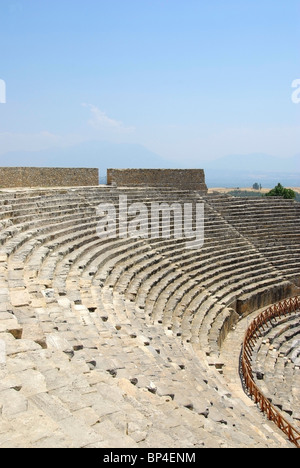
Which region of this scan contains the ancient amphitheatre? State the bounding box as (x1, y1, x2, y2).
(0, 167, 299, 449)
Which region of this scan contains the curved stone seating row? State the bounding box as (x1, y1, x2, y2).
(64, 213, 290, 358)
(4, 188, 296, 358)
(251, 313, 300, 426)
(0, 187, 297, 447)
(206, 195, 300, 285)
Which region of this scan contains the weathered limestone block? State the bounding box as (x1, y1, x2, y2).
(46, 334, 74, 357)
(10, 288, 30, 308)
(0, 312, 22, 339)
(0, 388, 28, 418)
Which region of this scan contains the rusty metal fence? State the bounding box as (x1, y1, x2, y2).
(241, 296, 300, 448)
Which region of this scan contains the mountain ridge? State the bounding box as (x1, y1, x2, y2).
(0, 142, 298, 188)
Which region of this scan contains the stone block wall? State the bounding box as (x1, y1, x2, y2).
(107, 169, 208, 193)
(0, 167, 99, 188)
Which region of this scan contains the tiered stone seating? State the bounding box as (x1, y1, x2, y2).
(206, 195, 300, 286)
(0, 187, 298, 448)
(250, 311, 300, 427)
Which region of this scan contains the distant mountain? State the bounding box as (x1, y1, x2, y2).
(202, 153, 300, 188)
(203, 153, 299, 173)
(0, 143, 298, 188)
(204, 169, 300, 189)
(0, 140, 174, 173)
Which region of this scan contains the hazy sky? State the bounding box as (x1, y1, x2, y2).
(0, 0, 299, 165)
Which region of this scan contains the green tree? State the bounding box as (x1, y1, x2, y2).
(265, 183, 296, 200)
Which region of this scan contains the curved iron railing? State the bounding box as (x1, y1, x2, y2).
(241, 296, 300, 448)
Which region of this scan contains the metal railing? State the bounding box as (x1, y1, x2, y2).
(241, 296, 300, 448)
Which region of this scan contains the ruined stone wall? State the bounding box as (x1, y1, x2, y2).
(107, 169, 208, 193)
(0, 167, 99, 188)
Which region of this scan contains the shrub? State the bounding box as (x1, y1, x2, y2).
(265, 183, 296, 200)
